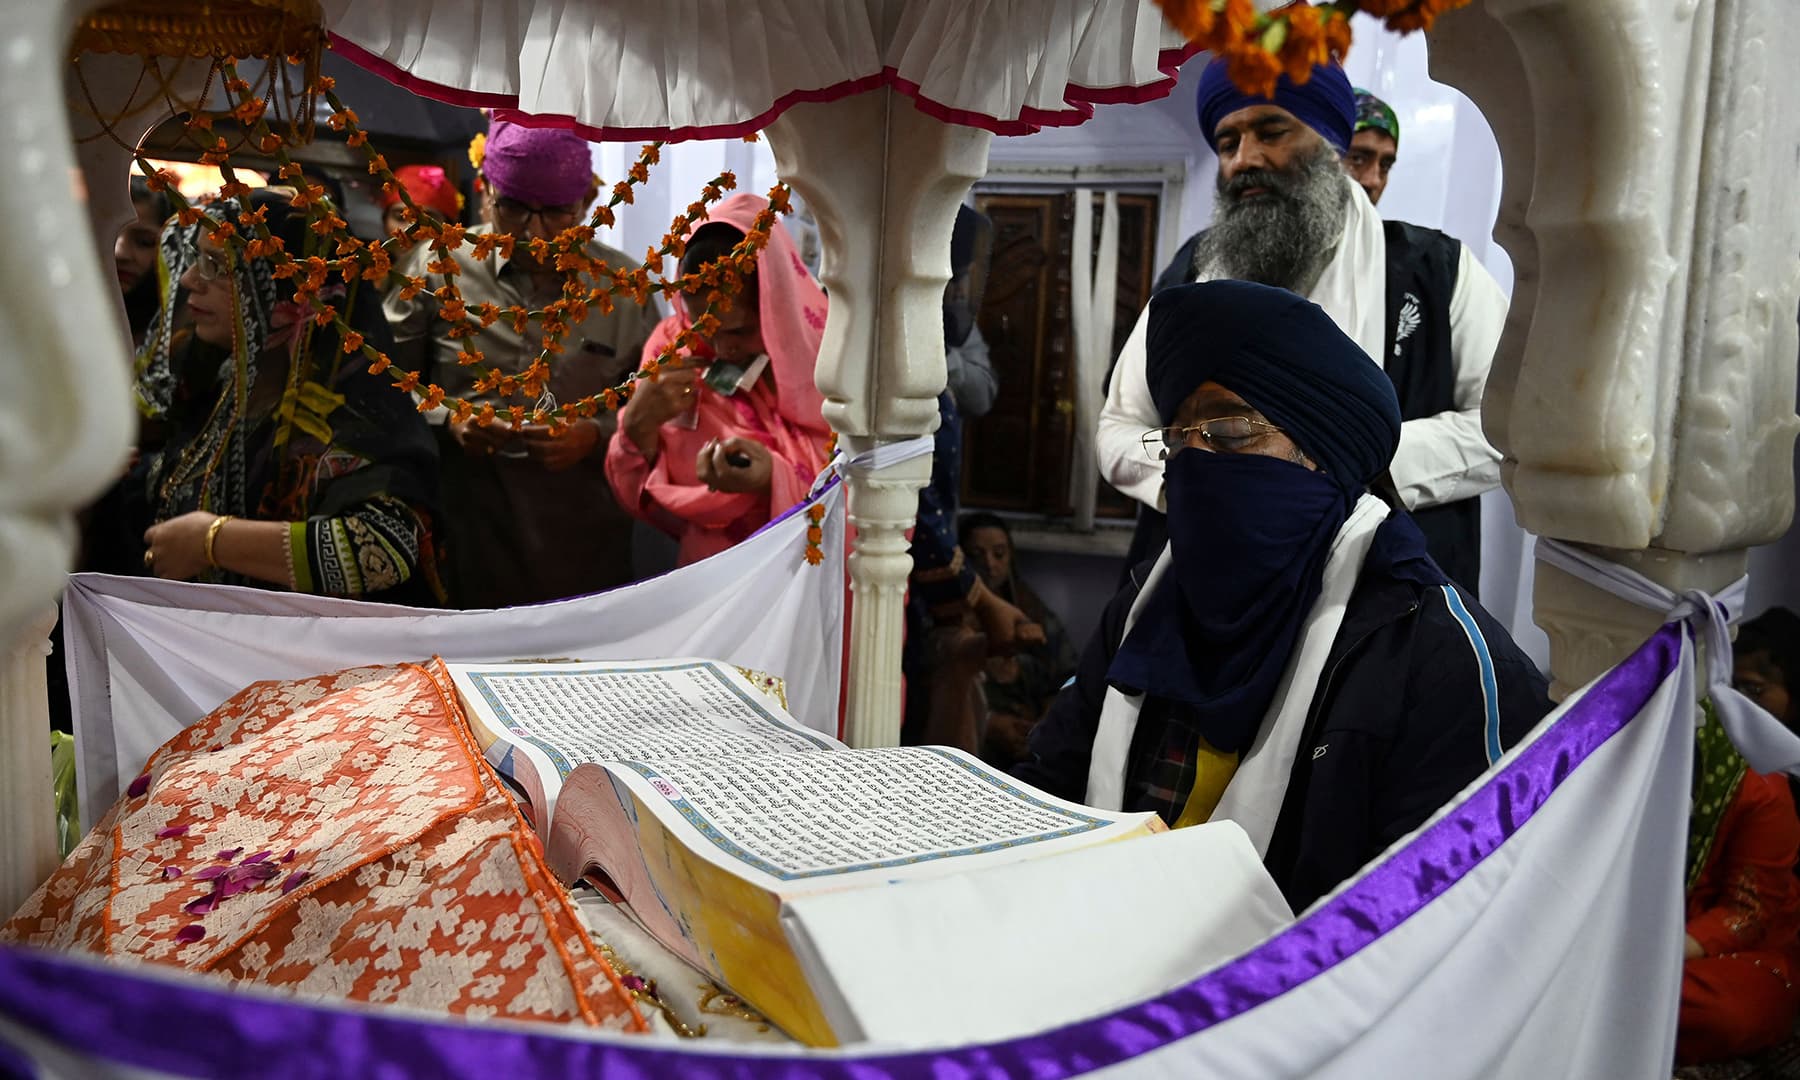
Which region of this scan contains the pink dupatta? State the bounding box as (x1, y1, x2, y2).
(605, 194, 831, 565)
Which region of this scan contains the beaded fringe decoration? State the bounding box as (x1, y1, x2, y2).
(73, 0, 323, 61)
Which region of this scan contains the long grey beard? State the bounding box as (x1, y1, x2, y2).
(1192, 141, 1349, 294)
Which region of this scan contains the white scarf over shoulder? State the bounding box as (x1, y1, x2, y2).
(1085, 493, 1391, 855)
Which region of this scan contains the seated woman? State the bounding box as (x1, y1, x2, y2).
(1736, 607, 1800, 733)
(121, 191, 446, 604)
(606, 193, 831, 565)
(1677, 703, 1800, 1064)
(958, 512, 1078, 766)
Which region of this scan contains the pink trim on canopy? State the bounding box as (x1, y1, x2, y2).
(329, 34, 1202, 142)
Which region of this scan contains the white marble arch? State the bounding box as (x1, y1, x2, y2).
(1429, 0, 1800, 697)
(2, 0, 1798, 913)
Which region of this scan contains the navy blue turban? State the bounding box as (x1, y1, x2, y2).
(1145, 280, 1400, 496)
(1195, 57, 1356, 154)
(1106, 280, 1432, 759)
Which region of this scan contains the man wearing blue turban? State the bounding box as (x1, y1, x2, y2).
(1017, 281, 1550, 911)
(1096, 57, 1509, 599)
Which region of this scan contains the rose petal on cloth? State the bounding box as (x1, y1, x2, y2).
(161, 865, 182, 879)
(191, 865, 228, 882)
(281, 850, 296, 863)
(215, 848, 242, 861)
(127, 773, 151, 798)
(174, 924, 205, 944)
(183, 894, 217, 915)
(280, 871, 310, 895)
(244, 851, 272, 864)
(156, 825, 190, 838)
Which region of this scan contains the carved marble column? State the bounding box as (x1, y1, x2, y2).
(0, 608, 60, 919)
(1431, 0, 1800, 696)
(768, 90, 992, 747)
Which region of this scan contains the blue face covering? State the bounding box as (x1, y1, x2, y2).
(1107, 450, 1351, 755)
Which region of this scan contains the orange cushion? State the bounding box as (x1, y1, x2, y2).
(5, 662, 646, 1032)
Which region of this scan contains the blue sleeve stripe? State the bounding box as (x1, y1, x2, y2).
(1439, 584, 1503, 766)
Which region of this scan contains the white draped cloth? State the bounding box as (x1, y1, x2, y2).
(320, 0, 1194, 140)
(62, 483, 848, 831)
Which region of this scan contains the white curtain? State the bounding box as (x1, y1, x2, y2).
(63, 485, 847, 830)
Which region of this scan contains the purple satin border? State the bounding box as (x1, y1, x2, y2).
(0, 626, 1683, 1079)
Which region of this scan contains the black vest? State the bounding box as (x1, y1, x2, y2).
(1121, 220, 1480, 594)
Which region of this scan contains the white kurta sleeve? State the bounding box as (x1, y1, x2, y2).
(1096, 303, 1166, 510)
(1387, 243, 1507, 510)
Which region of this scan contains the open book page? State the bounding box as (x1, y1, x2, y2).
(603, 745, 1163, 892)
(780, 821, 1294, 1045)
(444, 658, 840, 830)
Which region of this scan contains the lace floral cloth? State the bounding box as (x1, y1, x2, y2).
(4, 662, 646, 1032)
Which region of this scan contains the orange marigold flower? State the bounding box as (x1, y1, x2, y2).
(346, 130, 369, 148)
(768, 186, 793, 215)
(602, 388, 621, 410)
(806, 526, 823, 545)
(187, 113, 214, 131)
(341, 330, 365, 353)
(476, 403, 497, 427)
(366, 153, 388, 175)
(440, 299, 468, 323)
(177, 206, 203, 227)
(611, 180, 634, 205)
(426, 256, 458, 276)
(629, 161, 649, 184)
(803, 545, 824, 567)
(1323, 9, 1353, 56)
(224, 77, 251, 94)
(219, 180, 252, 200)
(396, 370, 421, 393)
(641, 143, 661, 165)
(417, 385, 446, 411)
(398, 276, 427, 300)
(232, 99, 267, 126)
(507, 405, 526, 430)
(210, 221, 237, 241)
(450, 399, 474, 424)
(367, 351, 392, 375)
(258, 134, 283, 153)
(1225, 39, 1283, 98)
(311, 75, 336, 93)
(326, 108, 357, 131)
(1281, 5, 1331, 82)
(144, 169, 175, 192)
(1221, 0, 1260, 38)
(593, 205, 617, 228)
(456, 349, 485, 367)
(509, 306, 532, 334)
(473, 302, 501, 326)
(312, 305, 337, 327)
(741, 132, 760, 144)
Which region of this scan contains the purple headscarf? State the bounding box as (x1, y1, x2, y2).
(482, 120, 593, 207)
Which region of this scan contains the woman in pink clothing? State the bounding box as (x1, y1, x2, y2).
(606, 195, 831, 565)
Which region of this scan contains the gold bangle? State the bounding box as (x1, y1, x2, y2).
(204, 514, 234, 568)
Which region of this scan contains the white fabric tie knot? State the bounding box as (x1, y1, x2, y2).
(1537, 539, 1800, 775)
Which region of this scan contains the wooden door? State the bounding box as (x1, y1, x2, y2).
(963, 189, 1160, 518)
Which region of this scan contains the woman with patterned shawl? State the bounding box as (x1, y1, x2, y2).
(119, 191, 445, 604)
(1676, 703, 1800, 1064)
(606, 193, 832, 565)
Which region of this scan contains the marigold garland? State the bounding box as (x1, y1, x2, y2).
(803, 504, 827, 567)
(1153, 0, 1470, 96)
(137, 57, 794, 437)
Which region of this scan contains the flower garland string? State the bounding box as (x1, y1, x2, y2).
(135, 58, 793, 438)
(1153, 0, 1471, 96)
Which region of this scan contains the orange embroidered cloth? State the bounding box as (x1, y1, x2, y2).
(4, 662, 647, 1032)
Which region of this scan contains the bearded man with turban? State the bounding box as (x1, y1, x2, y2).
(1019, 281, 1550, 910)
(385, 120, 661, 607)
(1098, 58, 1508, 598)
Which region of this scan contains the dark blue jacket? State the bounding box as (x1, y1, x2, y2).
(1012, 551, 1552, 911)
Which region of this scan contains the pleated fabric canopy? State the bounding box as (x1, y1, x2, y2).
(321, 0, 1198, 141)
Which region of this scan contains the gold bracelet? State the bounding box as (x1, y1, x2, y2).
(204, 514, 234, 568)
